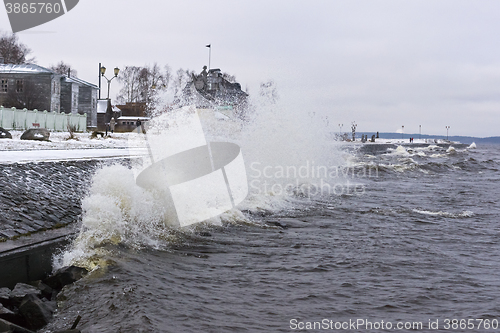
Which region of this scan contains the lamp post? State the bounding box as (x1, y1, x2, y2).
(419, 125, 421, 140)
(402, 125, 404, 139)
(339, 123, 343, 137)
(100, 65, 120, 99)
(446, 126, 450, 141)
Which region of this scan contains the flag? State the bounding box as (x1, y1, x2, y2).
(206, 44, 211, 48)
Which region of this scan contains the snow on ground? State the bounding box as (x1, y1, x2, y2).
(0, 131, 147, 163)
(0, 131, 133, 151)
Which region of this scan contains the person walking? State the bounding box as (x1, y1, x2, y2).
(136, 118, 142, 134)
(110, 117, 116, 134)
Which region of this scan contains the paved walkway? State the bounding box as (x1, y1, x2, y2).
(0, 148, 145, 164)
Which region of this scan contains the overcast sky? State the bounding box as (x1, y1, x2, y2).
(1, 0, 499, 137)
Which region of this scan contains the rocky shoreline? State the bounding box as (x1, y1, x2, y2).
(0, 266, 88, 333)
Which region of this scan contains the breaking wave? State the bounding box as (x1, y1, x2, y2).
(56, 101, 346, 269)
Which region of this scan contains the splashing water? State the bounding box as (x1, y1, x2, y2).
(56, 100, 346, 269)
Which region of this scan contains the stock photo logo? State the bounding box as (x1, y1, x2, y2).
(4, 0, 79, 33)
(128, 107, 249, 227)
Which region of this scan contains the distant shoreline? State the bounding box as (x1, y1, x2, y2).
(354, 132, 500, 144)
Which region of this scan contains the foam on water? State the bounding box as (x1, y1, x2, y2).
(412, 208, 474, 218)
(446, 146, 457, 154)
(391, 145, 410, 156)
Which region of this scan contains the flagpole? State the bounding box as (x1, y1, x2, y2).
(206, 44, 211, 70)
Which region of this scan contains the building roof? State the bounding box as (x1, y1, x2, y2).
(97, 100, 121, 113)
(117, 116, 150, 121)
(0, 64, 98, 89)
(0, 63, 58, 75)
(62, 75, 98, 89)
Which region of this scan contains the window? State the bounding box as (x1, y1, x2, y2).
(1, 79, 7, 93)
(16, 80, 23, 93)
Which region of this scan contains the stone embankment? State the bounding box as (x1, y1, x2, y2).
(0, 160, 99, 240)
(0, 159, 118, 331)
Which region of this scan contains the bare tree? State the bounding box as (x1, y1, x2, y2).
(116, 66, 142, 103)
(0, 31, 34, 64)
(172, 68, 193, 97)
(49, 61, 77, 76)
(116, 63, 171, 115)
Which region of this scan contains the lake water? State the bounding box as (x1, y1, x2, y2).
(40, 138, 500, 333)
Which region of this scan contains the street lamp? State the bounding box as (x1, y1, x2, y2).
(339, 123, 343, 137)
(446, 126, 450, 141)
(402, 125, 404, 139)
(100, 65, 120, 99)
(419, 125, 421, 140)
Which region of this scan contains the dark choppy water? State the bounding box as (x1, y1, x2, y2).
(43, 143, 500, 333)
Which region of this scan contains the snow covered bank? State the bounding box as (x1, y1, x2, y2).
(0, 131, 133, 151)
(0, 131, 148, 163)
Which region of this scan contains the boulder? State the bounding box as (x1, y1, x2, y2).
(20, 128, 50, 141)
(0, 288, 10, 307)
(0, 303, 16, 322)
(19, 294, 53, 331)
(43, 266, 88, 290)
(29, 281, 53, 300)
(0, 302, 24, 327)
(10, 284, 41, 308)
(0, 127, 12, 139)
(0, 318, 35, 333)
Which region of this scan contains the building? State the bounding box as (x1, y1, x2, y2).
(114, 102, 149, 132)
(96, 99, 121, 131)
(0, 63, 62, 113)
(116, 102, 146, 117)
(60, 75, 98, 128)
(183, 67, 248, 111)
(0, 62, 99, 128)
